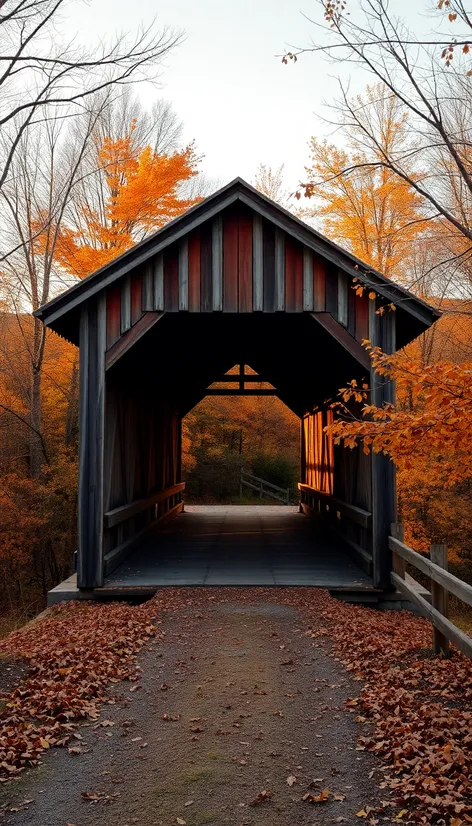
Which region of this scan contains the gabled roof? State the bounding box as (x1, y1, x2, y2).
(35, 177, 440, 336)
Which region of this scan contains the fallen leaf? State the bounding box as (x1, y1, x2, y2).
(303, 788, 330, 804)
(286, 774, 297, 787)
(249, 790, 271, 806)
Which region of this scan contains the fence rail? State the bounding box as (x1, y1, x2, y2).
(390, 523, 472, 659)
(240, 470, 291, 504)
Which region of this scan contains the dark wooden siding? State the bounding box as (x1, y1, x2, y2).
(104, 204, 373, 352)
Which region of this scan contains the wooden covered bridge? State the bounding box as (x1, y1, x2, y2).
(36, 179, 439, 604)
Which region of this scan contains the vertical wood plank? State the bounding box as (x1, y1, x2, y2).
(120, 274, 131, 334)
(325, 264, 338, 317)
(142, 262, 154, 312)
(106, 285, 121, 349)
(262, 219, 275, 312)
(253, 213, 263, 311)
(164, 248, 179, 311)
(238, 211, 253, 312)
(223, 211, 238, 312)
(200, 223, 213, 312)
(153, 253, 164, 311)
(371, 303, 397, 588)
(275, 229, 285, 311)
(303, 247, 314, 311)
(348, 280, 356, 337)
(313, 255, 326, 311)
(430, 544, 450, 656)
(337, 271, 348, 327)
(188, 231, 201, 312)
(285, 238, 303, 312)
(212, 215, 223, 311)
(130, 272, 142, 326)
(294, 242, 303, 313)
(77, 294, 106, 589)
(391, 522, 406, 578)
(178, 237, 189, 311)
(285, 237, 296, 312)
(355, 292, 369, 342)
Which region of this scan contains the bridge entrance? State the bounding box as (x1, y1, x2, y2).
(36, 179, 439, 603)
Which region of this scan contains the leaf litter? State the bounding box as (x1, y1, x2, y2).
(0, 586, 469, 826)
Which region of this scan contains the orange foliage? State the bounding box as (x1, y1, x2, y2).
(329, 344, 472, 556)
(303, 90, 426, 277)
(330, 345, 472, 488)
(48, 126, 199, 278)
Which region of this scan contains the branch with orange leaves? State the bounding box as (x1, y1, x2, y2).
(328, 345, 472, 487)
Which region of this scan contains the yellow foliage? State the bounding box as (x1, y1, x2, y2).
(304, 89, 426, 277)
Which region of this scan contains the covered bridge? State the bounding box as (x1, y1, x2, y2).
(36, 179, 439, 603)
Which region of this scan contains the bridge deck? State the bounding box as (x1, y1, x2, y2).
(103, 505, 374, 591)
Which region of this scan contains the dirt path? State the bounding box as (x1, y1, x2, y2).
(0, 597, 384, 826)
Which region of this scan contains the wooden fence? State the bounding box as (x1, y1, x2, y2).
(390, 522, 472, 659)
(240, 470, 291, 504)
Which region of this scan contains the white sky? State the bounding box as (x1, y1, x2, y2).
(67, 0, 430, 190)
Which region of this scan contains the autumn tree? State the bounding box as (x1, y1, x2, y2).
(50, 122, 199, 279)
(303, 89, 427, 279)
(0, 0, 181, 192)
(0, 92, 203, 614)
(287, 0, 472, 307)
(329, 343, 472, 558)
(254, 164, 293, 209)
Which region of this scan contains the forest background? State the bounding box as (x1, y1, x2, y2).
(0, 0, 471, 628)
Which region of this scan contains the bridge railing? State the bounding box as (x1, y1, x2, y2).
(240, 470, 291, 504)
(103, 482, 185, 575)
(298, 483, 373, 576)
(390, 522, 472, 659)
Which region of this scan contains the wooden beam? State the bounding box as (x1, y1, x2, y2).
(303, 247, 314, 311)
(371, 302, 396, 588)
(154, 253, 164, 311)
(275, 229, 285, 311)
(311, 312, 371, 371)
(178, 238, 189, 311)
(430, 544, 450, 656)
(105, 312, 164, 370)
(253, 213, 263, 311)
(205, 388, 277, 396)
(389, 536, 472, 608)
(212, 216, 223, 311)
(105, 482, 185, 529)
(298, 484, 372, 529)
(142, 262, 154, 311)
(210, 374, 273, 383)
(391, 572, 472, 659)
(77, 295, 106, 589)
(104, 501, 184, 575)
(120, 274, 131, 334)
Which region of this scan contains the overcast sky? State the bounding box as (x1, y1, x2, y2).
(67, 0, 429, 189)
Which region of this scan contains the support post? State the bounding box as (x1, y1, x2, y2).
(391, 522, 406, 579)
(430, 544, 450, 656)
(77, 295, 106, 589)
(370, 301, 397, 588)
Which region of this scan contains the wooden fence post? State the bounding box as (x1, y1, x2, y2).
(391, 522, 406, 580)
(430, 544, 450, 657)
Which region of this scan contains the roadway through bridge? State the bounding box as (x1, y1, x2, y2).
(102, 506, 374, 596)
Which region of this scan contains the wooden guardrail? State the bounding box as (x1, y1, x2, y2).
(390, 523, 472, 659)
(240, 470, 291, 504)
(105, 482, 185, 528)
(298, 483, 373, 575)
(298, 484, 372, 528)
